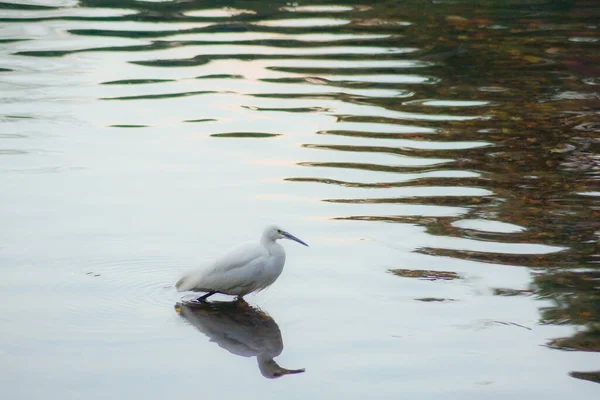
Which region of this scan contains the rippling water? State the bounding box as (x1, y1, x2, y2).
(1, 0, 599, 398)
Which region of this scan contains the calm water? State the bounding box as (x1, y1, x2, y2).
(1, 0, 599, 398)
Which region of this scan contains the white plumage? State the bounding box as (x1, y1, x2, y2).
(176, 225, 308, 301)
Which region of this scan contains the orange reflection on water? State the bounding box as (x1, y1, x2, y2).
(253, 159, 297, 166)
(319, 236, 369, 243)
(251, 193, 319, 203)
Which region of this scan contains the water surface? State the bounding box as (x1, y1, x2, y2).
(1, 0, 599, 398)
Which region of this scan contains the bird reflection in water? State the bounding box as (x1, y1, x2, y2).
(175, 300, 305, 379)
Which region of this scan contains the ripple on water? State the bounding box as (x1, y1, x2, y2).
(317, 74, 440, 84)
(71, 256, 184, 336)
(403, 99, 492, 107)
(184, 8, 257, 17)
(0, 7, 135, 20)
(280, 5, 355, 13)
(211, 132, 281, 138)
(3, 256, 184, 340)
(451, 219, 526, 234)
(78, 256, 179, 300)
(253, 18, 351, 28)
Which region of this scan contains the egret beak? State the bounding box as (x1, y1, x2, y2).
(282, 231, 309, 247)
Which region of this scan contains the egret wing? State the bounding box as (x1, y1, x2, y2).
(176, 241, 268, 293)
(210, 241, 269, 274)
(200, 243, 268, 292)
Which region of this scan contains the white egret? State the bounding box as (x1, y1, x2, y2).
(176, 225, 308, 301)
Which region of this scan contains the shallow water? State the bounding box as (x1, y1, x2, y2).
(1, 0, 599, 398)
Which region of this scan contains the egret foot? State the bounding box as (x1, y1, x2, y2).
(235, 296, 249, 308)
(196, 291, 217, 302)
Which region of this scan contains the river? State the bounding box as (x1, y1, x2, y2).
(0, 1, 599, 399)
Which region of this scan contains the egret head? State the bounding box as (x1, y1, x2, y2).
(263, 225, 309, 247)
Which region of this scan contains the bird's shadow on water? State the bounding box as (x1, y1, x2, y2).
(175, 300, 305, 379)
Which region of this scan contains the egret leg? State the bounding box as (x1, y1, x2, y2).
(196, 291, 217, 302)
(235, 296, 248, 308)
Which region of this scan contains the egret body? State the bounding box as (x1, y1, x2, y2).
(176, 225, 308, 301)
